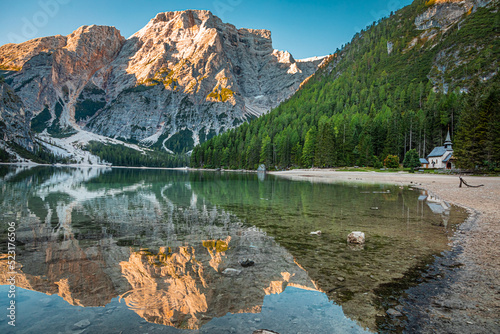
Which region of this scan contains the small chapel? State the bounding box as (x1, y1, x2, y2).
(420, 129, 455, 169)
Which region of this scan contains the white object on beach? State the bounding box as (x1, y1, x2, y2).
(310, 230, 322, 235)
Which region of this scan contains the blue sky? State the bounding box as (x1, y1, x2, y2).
(0, 0, 413, 59)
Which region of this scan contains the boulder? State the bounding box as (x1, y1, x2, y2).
(347, 231, 365, 244)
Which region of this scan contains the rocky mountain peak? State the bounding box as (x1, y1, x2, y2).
(1, 10, 325, 159)
(65, 25, 125, 53)
(0, 35, 67, 71)
(0, 25, 124, 72)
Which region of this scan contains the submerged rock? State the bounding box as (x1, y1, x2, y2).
(222, 268, 242, 276)
(253, 330, 280, 334)
(73, 319, 91, 329)
(347, 232, 365, 244)
(240, 259, 255, 267)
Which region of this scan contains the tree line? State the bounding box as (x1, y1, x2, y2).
(85, 141, 190, 168)
(191, 1, 499, 171)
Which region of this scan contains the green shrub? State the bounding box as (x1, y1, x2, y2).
(384, 155, 400, 169)
(403, 149, 421, 169)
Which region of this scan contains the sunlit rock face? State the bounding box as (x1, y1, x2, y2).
(0, 10, 324, 153)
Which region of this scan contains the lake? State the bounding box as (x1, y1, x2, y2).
(0, 166, 468, 333)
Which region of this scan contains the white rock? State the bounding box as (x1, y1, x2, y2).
(310, 230, 322, 235)
(347, 231, 365, 244)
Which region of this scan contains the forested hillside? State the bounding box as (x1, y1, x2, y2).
(191, 0, 499, 170)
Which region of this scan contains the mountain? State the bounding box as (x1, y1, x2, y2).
(191, 0, 499, 170)
(0, 10, 324, 163)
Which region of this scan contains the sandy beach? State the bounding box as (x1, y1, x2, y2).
(270, 170, 500, 333)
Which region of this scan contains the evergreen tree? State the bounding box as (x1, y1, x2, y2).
(454, 76, 500, 170)
(403, 149, 421, 169)
(302, 127, 317, 167)
(260, 135, 273, 167)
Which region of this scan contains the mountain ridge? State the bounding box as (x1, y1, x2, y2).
(0, 9, 324, 163)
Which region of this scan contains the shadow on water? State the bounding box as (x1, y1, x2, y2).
(0, 167, 468, 333)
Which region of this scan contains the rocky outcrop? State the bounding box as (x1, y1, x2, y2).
(415, 0, 493, 30)
(0, 10, 324, 155)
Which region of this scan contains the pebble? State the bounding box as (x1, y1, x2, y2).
(337, 276, 345, 282)
(387, 308, 403, 317)
(240, 259, 255, 267)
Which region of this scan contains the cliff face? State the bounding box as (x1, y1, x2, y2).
(0, 81, 34, 153)
(0, 10, 323, 156)
(3, 25, 125, 131)
(414, 0, 495, 32)
(85, 10, 323, 152)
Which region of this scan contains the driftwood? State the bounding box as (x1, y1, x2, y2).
(459, 176, 484, 188)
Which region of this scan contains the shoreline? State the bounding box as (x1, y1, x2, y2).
(269, 169, 500, 333)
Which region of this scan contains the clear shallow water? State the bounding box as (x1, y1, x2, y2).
(0, 166, 467, 333)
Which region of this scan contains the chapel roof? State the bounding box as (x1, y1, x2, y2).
(427, 146, 447, 158)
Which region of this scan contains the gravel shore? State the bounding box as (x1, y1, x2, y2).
(270, 170, 500, 333)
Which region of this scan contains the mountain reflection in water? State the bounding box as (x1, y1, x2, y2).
(0, 166, 467, 333)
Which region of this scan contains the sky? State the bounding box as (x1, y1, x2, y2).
(0, 0, 414, 59)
